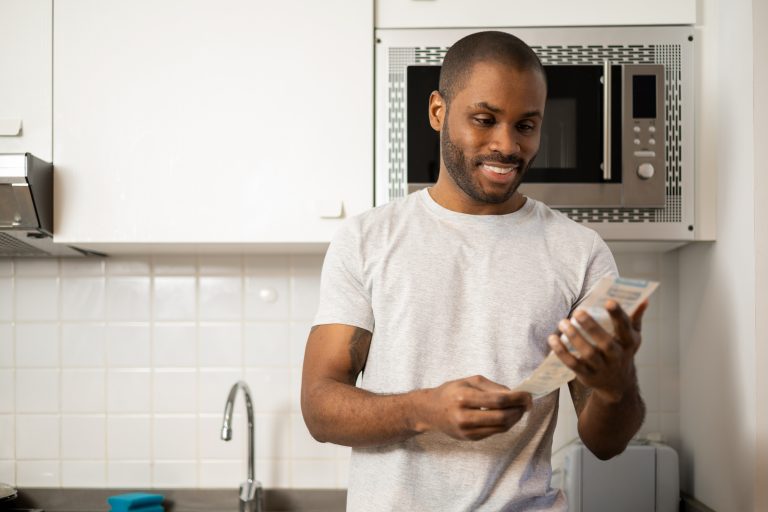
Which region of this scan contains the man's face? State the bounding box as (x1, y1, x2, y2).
(429, 61, 547, 206)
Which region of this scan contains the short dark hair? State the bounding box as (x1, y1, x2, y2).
(438, 31, 545, 105)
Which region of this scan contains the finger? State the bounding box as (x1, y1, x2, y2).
(605, 300, 634, 349)
(458, 407, 527, 429)
(454, 387, 531, 410)
(631, 300, 649, 331)
(571, 310, 615, 355)
(558, 319, 601, 371)
(464, 375, 511, 393)
(548, 334, 595, 376)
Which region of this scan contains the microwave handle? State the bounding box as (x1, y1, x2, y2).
(602, 59, 612, 181)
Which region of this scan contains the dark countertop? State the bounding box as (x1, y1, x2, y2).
(4, 488, 346, 512)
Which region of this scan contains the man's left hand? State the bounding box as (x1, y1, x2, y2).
(548, 299, 648, 404)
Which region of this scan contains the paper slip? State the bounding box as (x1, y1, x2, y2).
(513, 275, 659, 399)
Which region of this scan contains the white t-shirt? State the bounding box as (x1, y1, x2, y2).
(313, 188, 617, 512)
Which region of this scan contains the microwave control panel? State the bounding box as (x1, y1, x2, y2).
(622, 64, 666, 207)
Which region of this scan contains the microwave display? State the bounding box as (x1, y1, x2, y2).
(633, 75, 657, 118)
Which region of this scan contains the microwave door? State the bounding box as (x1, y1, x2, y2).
(521, 64, 623, 207)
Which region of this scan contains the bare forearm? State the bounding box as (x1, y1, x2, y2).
(577, 382, 645, 460)
(302, 377, 428, 448)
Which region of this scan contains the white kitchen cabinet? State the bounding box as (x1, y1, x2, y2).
(0, 0, 52, 162)
(376, 0, 696, 29)
(53, 0, 373, 250)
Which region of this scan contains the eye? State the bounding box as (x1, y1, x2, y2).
(473, 116, 496, 127)
(517, 122, 536, 133)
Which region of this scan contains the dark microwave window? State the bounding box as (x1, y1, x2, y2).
(530, 98, 577, 169)
(632, 75, 657, 118)
(407, 65, 442, 184)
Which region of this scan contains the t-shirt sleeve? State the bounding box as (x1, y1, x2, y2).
(312, 219, 375, 331)
(572, 231, 619, 310)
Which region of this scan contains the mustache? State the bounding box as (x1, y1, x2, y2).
(473, 153, 525, 167)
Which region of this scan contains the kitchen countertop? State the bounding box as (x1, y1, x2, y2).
(4, 488, 346, 512)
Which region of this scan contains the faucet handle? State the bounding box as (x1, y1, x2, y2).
(239, 479, 263, 512)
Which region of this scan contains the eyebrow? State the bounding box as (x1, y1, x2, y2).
(469, 102, 543, 119)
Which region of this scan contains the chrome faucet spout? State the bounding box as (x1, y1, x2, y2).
(221, 380, 261, 512)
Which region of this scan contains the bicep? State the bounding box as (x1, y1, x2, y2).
(302, 323, 372, 387)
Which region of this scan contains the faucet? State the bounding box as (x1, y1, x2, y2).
(221, 380, 263, 512)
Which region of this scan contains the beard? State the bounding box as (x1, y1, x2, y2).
(440, 117, 535, 205)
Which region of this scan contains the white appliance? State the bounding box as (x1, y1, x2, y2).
(554, 441, 679, 512)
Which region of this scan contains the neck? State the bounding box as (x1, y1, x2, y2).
(429, 170, 527, 215)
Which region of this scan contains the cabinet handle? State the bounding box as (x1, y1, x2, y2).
(0, 119, 22, 137)
(315, 200, 344, 219)
(602, 60, 611, 181)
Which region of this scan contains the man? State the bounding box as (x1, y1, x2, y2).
(301, 31, 647, 511)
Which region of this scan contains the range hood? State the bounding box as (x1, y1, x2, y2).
(0, 153, 97, 257)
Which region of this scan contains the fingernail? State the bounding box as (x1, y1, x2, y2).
(574, 311, 588, 322)
(559, 320, 569, 331)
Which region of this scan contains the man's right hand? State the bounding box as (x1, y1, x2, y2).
(415, 375, 533, 441)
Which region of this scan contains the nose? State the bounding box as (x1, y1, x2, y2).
(488, 124, 521, 156)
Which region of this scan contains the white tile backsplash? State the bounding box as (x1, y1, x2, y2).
(1, 253, 680, 491)
(245, 322, 291, 367)
(0, 324, 12, 366)
(61, 460, 106, 487)
(154, 276, 196, 321)
(16, 415, 60, 459)
(0, 369, 14, 413)
(197, 369, 243, 414)
(17, 460, 60, 487)
(106, 277, 151, 321)
(153, 369, 197, 413)
(199, 460, 241, 488)
(61, 415, 105, 459)
(153, 415, 197, 460)
(61, 277, 105, 321)
(107, 416, 151, 460)
(106, 324, 151, 368)
(15, 323, 59, 367)
(0, 460, 15, 486)
(106, 370, 151, 413)
(0, 414, 14, 458)
(153, 323, 197, 367)
(61, 369, 105, 413)
(153, 460, 197, 487)
(107, 461, 151, 488)
(15, 369, 59, 413)
(198, 323, 242, 368)
(15, 277, 58, 321)
(0, 278, 13, 322)
(199, 277, 242, 321)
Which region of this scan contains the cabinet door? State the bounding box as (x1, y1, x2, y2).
(53, 0, 372, 247)
(0, 0, 52, 161)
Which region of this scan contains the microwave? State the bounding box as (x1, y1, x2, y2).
(375, 26, 695, 240)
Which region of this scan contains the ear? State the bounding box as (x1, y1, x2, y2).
(428, 90, 445, 132)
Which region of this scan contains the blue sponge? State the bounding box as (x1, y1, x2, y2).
(107, 492, 164, 512)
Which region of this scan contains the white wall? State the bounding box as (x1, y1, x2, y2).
(753, 0, 768, 508)
(678, 0, 758, 510)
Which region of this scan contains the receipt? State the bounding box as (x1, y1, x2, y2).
(513, 275, 659, 399)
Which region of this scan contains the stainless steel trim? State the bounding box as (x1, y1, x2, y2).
(603, 59, 612, 181)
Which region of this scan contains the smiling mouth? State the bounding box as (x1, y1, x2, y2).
(479, 163, 520, 175)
